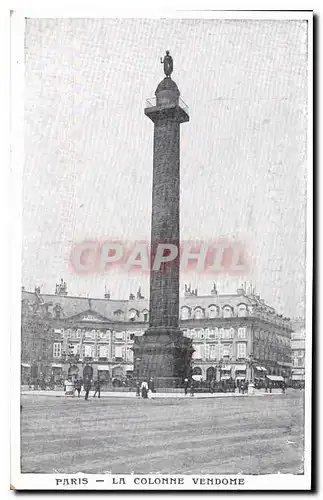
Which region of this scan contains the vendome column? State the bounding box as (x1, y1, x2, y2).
(133, 52, 193, 387)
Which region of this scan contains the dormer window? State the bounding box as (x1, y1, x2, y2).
(208, 305, 219, 318)
(129, 309, 138, 321)
(142, 309, 149, 322)
(238, 304, 248, 317)
(223, 306, 233, 318)
(194, 307, 204, 320)
(54, 304, 63, 320)
(181, 306, 191, 320)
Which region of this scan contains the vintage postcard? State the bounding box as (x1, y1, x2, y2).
(10, 9, 313, 491)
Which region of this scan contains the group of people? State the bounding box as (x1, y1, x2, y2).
(137, 378, 156, 398)
(65, 377, 102, 400)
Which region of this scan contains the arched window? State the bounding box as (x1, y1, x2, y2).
(192, 366, 202, 375)
(206, 367, 216, 381)
(194, 307, 204, 320)
(208, 305, 219, 318)
(238, 304, 248, 317)
(223, 306, 233, 318)
(181, 307, 191, 320)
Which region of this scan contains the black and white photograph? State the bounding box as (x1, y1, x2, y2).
(10, 9, 312, 491)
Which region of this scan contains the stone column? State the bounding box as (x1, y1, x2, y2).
(132, 74, 193, 386)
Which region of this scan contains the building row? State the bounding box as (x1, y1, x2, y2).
(21, 282, 294, 385)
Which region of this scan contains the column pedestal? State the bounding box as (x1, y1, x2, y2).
(133, 329, 193, 389)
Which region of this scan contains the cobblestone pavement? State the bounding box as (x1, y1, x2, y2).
(21, 390, 304, 475)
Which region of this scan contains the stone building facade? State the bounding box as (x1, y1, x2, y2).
(21, 283, 293, 385)
(290, 318, 305, 387)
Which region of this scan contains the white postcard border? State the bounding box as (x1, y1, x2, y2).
(10, 8, 313, 491)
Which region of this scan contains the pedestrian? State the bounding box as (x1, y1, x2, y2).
(269, 381, 272, 394)
(64, 377, 69, 393)
(190, 381, 195, 397)
(74, 377, 82, 397)
(84, 377, 91, 400)
(281, 381, 286, 394)
(140, 380, 148, 399)
(184, 378, 189, 396)
(93, 378, 101, 398)
(136, 381, 140, 397)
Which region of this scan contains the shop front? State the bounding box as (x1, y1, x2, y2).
(21, 363, 31, 384)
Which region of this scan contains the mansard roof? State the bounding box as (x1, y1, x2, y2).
(22, 287, 284, 323)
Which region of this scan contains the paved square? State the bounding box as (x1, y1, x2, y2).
(21, 391, 304, 475)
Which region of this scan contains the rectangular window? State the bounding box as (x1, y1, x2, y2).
(42, 342, 47, 357)
(53, 342, 62, 358)
(115, 346, 123, 359)
(115, 331, 124, 340)
(126, 348, 133, 362)
(209, 344, 218, 360)
(82, 345, 92, 358)
(222, 344, 231, 357)
(237, 343, 246, 359)
(238, 327, 246, 339)
(206, 329, 214, 339)
(192, 344, 203, 360)
(99, 345, 108, 358)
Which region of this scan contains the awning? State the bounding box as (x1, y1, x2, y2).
(235, 376, 246, 380)
(192, 374, 203, 381)
(21, 363, 30, 368)
(124, 365, 134, 371)
(292, 375, 304, 381)
(260, 367, 267, 371)
(97, 365, 110, 371)
(222, 365, 231, 371)
(235, 365, 246, 371)
(255, 366, 267, 371)
(51, 364, 63, 368)
(266, 375, 284, 382)
(221, 375, 231, 380)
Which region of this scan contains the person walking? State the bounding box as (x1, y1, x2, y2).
(190, 381, 195, 397)
(93, 378, 101, 398)
(84, 377, 91, 400)
(140, 380, 148, 399)
(74, 377, 82, 397)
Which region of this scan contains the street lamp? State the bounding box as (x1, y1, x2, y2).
(216, 358, 223, 382)
(246, 353, 255, 394)
(135, 358, 141, 396)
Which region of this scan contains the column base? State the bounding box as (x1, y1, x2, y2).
(132, 328, 193, 386)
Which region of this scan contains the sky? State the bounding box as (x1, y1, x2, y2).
(23, 18, 308, 317)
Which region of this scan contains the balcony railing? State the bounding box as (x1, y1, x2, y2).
(145, 97, 189, 114)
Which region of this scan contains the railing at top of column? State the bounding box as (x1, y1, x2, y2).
(145, 97, 189, 114)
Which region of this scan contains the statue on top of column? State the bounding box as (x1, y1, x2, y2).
(160, 50, 173, 78)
